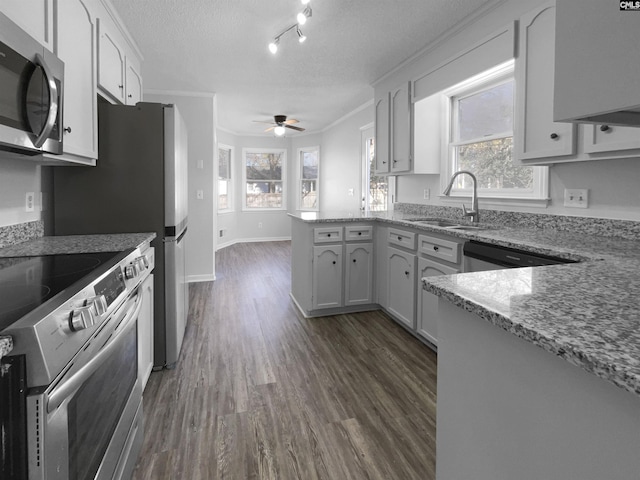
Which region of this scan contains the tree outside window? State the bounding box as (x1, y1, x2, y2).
(218, 145, 232, 211)
(243, 149, 286, 209)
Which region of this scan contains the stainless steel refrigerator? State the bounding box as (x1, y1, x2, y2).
(53, 102, 189, 369)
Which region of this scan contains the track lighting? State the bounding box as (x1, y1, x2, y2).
(296, 26, 306, 43)
(297, 6, 312, 25)
(268, 3, 312, 55)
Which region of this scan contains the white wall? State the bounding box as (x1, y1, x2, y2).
(145, 92, 216, 282)
(0, 158, 42, 227)
(320, 103, 374, 212)
(385, 0, 640, 221)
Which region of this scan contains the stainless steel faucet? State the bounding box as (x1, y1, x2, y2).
(443, 170, 480, 224)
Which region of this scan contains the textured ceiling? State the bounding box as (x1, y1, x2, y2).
(110, 0, 492, 135)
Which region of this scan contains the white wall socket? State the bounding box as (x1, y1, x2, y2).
(348, 188, 354, 196)
(423, 188, 430, 200)
(196, 189, 204, 200)
(25, 192, 35, 212)
(564, 188, 588, 208)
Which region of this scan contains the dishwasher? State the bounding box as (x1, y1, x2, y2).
(463, 240, 576, 272)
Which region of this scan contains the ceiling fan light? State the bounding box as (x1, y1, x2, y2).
(274, 125, 286, 136)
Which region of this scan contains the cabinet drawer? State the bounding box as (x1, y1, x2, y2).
(314, 226, 343, 243)
(345, 225, 373, 241)
(388, 228, 416, 250)
(418, 234, 461, 264)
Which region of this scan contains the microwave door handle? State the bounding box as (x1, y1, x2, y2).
(46, 293, 143, 414)
(32, 53, 59, 148)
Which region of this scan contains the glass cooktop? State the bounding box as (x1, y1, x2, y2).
(0, 252, 121, 332)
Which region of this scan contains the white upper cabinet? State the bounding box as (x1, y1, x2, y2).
(97, 17, 126, 103)
(413, 94, 442, 174)
(514, 4, 575, 164)
(390, 82, 412, 173)
(53, 0, 98, 164)
(583, 124, 640, 154)
(554, 0, 640, 127)
(125, 57, 143, 105)
(375, 82, 412, 174)
(2, 0, 53, 49)
(374, 93, 390, 173)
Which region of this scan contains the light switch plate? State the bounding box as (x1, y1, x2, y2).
(564, 189, 588, 208)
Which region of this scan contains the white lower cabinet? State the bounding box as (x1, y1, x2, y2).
(312, 245, 343, 310)
(387, 246, 416, 329)
(417, 258, 459, 345)
(345, 243, 373, 306)
(138, 273, 154, 391)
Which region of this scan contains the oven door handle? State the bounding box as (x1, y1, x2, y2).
(47, 292, 143, 414)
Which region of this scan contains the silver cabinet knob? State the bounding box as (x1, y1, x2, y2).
(69, 306, 95, 332)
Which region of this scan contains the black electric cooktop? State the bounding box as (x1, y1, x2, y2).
(0, 251, 121, 332)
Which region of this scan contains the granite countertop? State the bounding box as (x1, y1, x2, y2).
(0, 336, 12, 362)
(290, 210, 640, 396)
(0, 232, 156, 258)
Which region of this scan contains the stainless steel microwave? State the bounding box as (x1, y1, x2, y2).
(0, 12, 64, 156)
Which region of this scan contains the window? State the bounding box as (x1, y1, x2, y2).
(445, 61, 547, 200)
(242, 148, 286, 210)
(297, 146, 319, 210)
(218, 145, 232, 212)
(361, 126, 391, 212)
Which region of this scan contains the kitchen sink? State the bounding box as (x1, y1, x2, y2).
(406, 218, 494, 230)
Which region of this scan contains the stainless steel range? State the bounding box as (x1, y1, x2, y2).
(0, 245, 154, 480)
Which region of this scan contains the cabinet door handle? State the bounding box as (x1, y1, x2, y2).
(433, 246, 439, 251)
(332, 261, 336, 265)
(600, 125, 611, 132)
(327, 233, 331, 237)
(358, 232, 362, 236)
(404, 271, 410, 276)
(550, 133, 559, 140)
(353, 259, 357, 263)
(64, 127, 72, 133)
(397, 236, 402, 241)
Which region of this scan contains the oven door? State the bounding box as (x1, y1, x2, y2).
(28, 290, 143, 480)
(0, 13, 63, 155)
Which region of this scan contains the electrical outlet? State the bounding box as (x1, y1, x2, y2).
(258, 222, 263, 229)
(423, 188, 430, 200)
(348, 188, 354, 196)
(25, 192, 35, 212)
(196, 189, 204, 200)
(564, 189, 588, 208)
(219, 229, 225, 238)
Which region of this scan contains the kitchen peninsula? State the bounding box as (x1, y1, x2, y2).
(290, 206, 640, 480)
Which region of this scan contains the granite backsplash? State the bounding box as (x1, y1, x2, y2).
(394, 203, 640, 240)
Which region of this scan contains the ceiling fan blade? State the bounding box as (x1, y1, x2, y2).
(264, 126, 276, 132)
(253, 120, 275, 124)
(285, 124, 305, 132)
(284, 119, 299, 125)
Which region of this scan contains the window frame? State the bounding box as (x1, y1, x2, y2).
(296, 145, 320, 211)
(217, 144, 233, 213)
(242, 147, 287, 211)
(441, 60, 549, 203)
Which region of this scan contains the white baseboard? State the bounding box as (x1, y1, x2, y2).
(187, 274, 216, 283)
(216, 236, 291, 251)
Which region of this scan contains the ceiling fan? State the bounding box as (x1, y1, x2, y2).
(253, 115, 305, 135)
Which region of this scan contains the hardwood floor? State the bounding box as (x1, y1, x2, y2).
(132, 241, 437, 480)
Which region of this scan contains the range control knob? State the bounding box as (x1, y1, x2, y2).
(69, 306, 95, 332)
(135, 255, 149, 271)
(124, 263, 139, 280)
(85, 295, 108, 316)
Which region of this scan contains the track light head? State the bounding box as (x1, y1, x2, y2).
(301, 0, 310, 4)
(268, 38, 279, 54)
(296, 26, 306, 43)
(297, 6, 312, 25)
